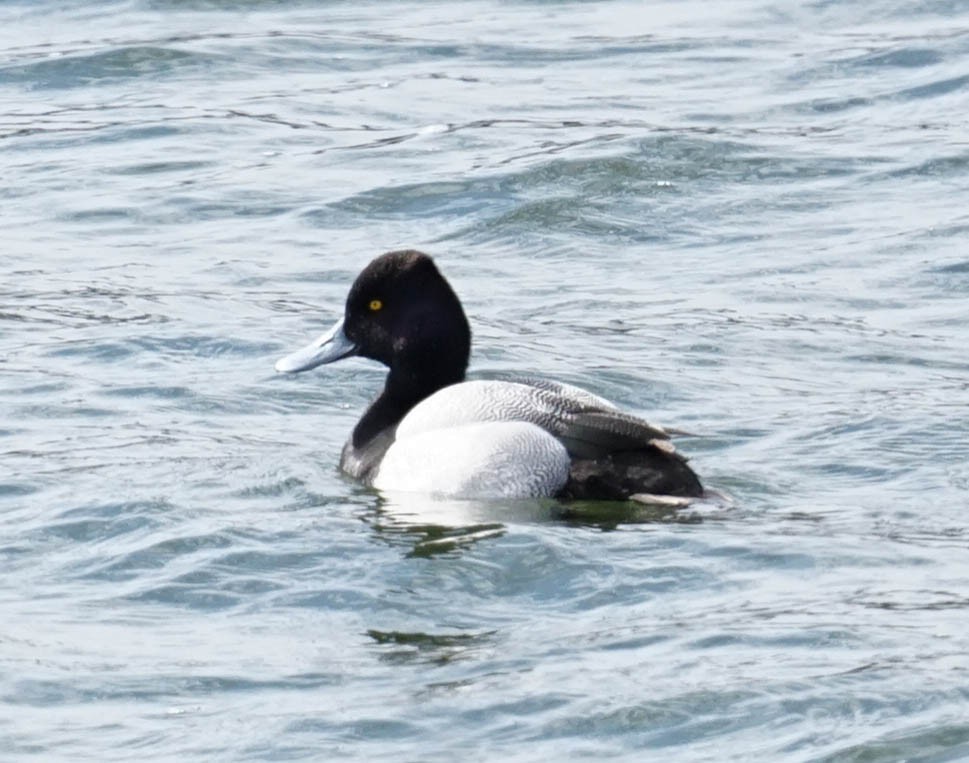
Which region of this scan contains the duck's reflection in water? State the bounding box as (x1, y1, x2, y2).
(363, 491, 713, 557)
(363, 493, 552, 557)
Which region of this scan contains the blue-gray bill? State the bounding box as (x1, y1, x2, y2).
(274, 317, 357, 373)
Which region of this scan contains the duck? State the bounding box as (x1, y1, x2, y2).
(275, 249, 703, 502)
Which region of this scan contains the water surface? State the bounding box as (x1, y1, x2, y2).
(3, 1, 969, 760)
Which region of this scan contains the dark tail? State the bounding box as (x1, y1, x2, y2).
(559, 446, 703, 501)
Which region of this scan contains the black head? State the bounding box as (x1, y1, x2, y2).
(342, 250, 471, 394)
(273, 250, 472, 449)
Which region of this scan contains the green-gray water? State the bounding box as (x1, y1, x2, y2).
(3, 2, 969, 760)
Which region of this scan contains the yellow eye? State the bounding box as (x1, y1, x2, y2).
(369, 299, 383, 312)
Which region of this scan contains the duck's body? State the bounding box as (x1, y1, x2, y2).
(276, 250, 703, 501)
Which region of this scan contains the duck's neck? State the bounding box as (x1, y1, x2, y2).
(351, 363, 466, 449)
(351, 281, 471, 449)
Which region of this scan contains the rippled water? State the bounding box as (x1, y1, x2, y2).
(3, 1, 969, 760)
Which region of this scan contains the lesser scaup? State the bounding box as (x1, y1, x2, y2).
(275, 250, 703, 501)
